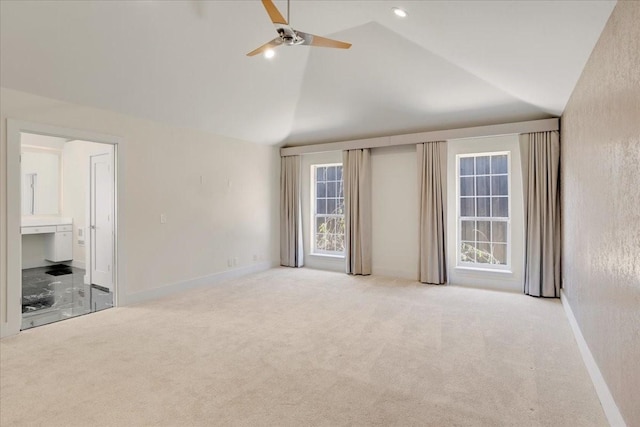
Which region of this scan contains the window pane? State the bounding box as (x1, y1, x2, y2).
(493, 243, 507, 265)
(335, 232, 345, 252)
(316, 199, 326, 214)
(316, 167, 326, 181)
(460, 198, 475, 217)
(460, 157, 474, 176)
(327, 199, 337, 215)
(492, 221, 507, 243)
(491, 155, 508, 174)
(476, 221, 491, 242)
(460, 242, 476, 263)
(327, 217, 344, 235)
(316, 182, 326, 198)
(337, 166, 343, 181)
(461, 220, 475, 241)
(338, 182, 344, 198)
(476, 243, 492, 264)
(476, 156, 490, 174)
(491, 175, 508, 196)
(327, 166, 337, 181)
(336, 199, 344, 215)
(492, 197, 508, 217)
(327, 182, 337, 197)
(476, 176, 490, 196)
(325, 235, 336, 252)
(316, 233, 327, 251)
(477, 197, 490, 217)
(457, 153, 509, 268)
(315, 217, 326, 234)
(460, 177, 474, 196)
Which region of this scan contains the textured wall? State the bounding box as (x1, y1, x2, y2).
(561, 2, 640, 426)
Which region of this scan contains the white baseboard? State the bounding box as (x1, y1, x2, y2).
(70, 260, 86, 270)
(371, 267, 417, 281)
(561, 290, 627, 427)
(119, 261, 275, 306)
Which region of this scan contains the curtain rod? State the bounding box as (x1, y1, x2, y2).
(280, 118, 559, 157)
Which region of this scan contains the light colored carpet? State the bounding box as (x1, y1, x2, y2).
(1, 268, 606, 426)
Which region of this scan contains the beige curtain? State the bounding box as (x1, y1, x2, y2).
(280, 155, 304, 267)
(519, 131, 561, 297)
(417, 141, 447, 284)
(343, 149, 372, 275)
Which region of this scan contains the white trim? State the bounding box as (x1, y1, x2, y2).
(120, 262, 275, 306)
(280, 118, 559, 156)
(309, 253, 345, 259)
(561, 290, 627, 427)
(310, 163, 345, 257)
(455, 151, 512, 271)
(2, 119, 124, 339)
(70, 260, 86, 270)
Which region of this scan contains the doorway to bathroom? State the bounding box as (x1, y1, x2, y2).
(20, 134, 116, 329)
(5, 120, 120, 335)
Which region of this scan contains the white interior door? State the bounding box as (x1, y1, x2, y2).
(90, 152, 114, 290)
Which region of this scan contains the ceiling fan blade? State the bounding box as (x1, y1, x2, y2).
(297, 32, 352, 49)
(246, 38, 283, 57)
(261, 0, 288, 25)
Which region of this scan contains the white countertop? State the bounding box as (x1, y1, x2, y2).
(21, 216, 73, 227)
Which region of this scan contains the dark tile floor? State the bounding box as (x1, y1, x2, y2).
(22, 265, 113, 330)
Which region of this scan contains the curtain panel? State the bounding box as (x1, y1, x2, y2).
(280, 155, 304, 267)
(519, 131, 561, 297)
(417, 141, 448, 284)
(343, 149, 372, 275)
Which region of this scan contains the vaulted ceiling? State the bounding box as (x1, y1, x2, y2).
(0, 1, 616, 146)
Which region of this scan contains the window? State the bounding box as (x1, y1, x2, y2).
(457, 152, 510, 269)
(312, 164, 345, 255)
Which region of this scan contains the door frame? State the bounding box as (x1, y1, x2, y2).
(4, 119, 123, 337)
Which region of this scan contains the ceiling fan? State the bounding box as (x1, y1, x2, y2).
(247, 0, 352, 57)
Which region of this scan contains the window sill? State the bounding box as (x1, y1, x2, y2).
(455, 266, 512, 275)
(310, 253, 345, 259)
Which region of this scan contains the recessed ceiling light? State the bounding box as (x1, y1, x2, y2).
(392, 7, 408, 18)
(264, 49, 275, 59)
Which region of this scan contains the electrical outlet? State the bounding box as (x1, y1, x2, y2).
(160, 213, 167, 224)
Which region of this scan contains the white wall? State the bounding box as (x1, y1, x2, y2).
(62, 140, 113, 270)
(20, 148, 61, 215)
(371, 145, 419, 280)
(446, 135, 525, 292)
(21, 133, 66, 151)
(1, 87, 280, 336)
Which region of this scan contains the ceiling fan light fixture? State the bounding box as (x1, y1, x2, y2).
(264, 49, 276, 59)
(392, 7, 408, 18)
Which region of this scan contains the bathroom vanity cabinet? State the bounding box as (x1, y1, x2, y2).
(45, 225, 73, 262)
(21, 218, 73, 263)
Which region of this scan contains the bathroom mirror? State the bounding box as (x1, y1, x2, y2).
(21, 150, 61, 215)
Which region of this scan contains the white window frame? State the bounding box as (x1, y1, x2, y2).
(310, 163, 345, 257)
(456, 151, 511, 271)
